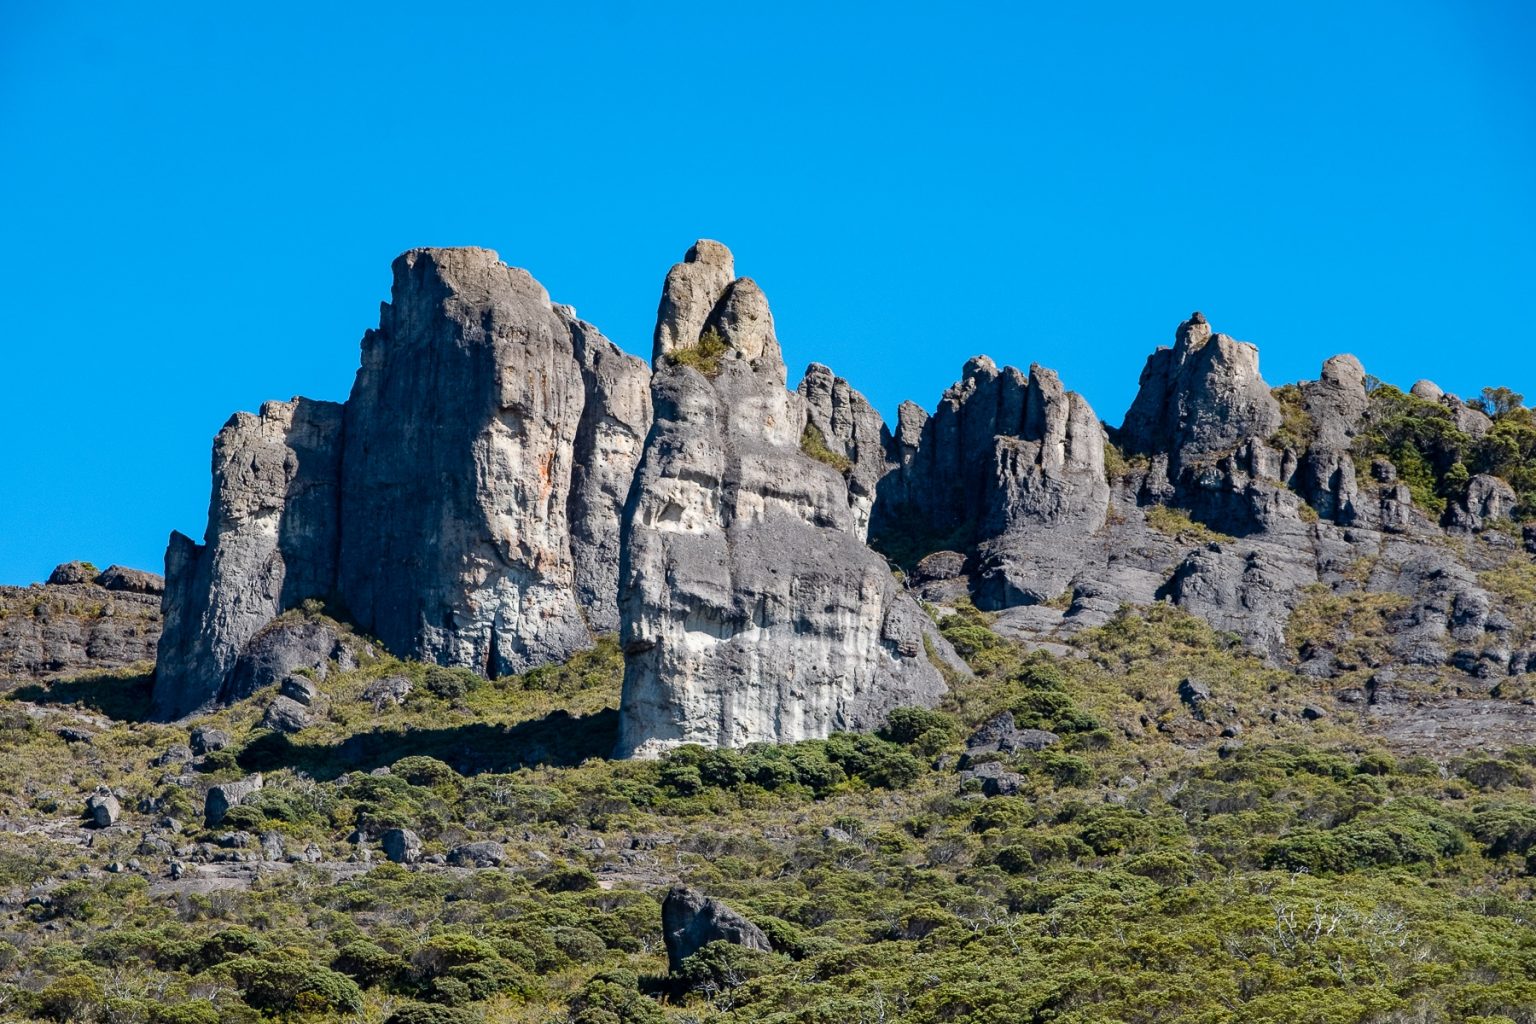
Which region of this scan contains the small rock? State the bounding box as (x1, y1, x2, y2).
(95, 565, 165, 594)
(1301, 704, 1328, 721)
(217, 831, 253, 849)
(189, 727, 230, 755)
(56, 727, 94, 744)
(47, 561, 96, 585)
(262, 696, 311, 733)
(85, 793, 121, 828)
(279, 674, 320, 706)
(204, 774, 262, 827)
(154, 744, 195, 767)
(157, 816, 182, 833)
(106, 860, 126, 873)
(362, 675, 413, 708)
(302, 842, 323, 863)
(260, 832, 286, 860)
(380, 828, 423, 865)
(821, 826, 853, 843)
(447, 841, 505, 868)
(168, 860, 185, 880)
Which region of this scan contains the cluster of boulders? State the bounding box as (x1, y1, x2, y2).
(141, 240, 1535, 755)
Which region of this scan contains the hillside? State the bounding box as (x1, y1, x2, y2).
(3, 240, 1536, 1023)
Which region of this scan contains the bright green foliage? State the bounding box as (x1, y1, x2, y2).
(1270, 383, 1316, 452)
(1144, 503, 1235, 544)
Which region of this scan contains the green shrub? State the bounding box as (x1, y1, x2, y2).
(677, 940, 783, 992)
(333, 939, 407, 988)
(800, 422, 853, 473)
(215, 954, 363, 1015)
(667, 326, 730, 377)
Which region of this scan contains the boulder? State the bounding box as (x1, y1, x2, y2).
(661, 884, 772, 974)
(381, 828, 423, 865)
(446, 841, 505, 868)
(223, 618, 348, 704)
(47, 562, 97, 585)
(189, 726, 230, 755)
(278, 674, 319, 706)
(261, 696, 311, 733)
(361, 675, 412, 708)
(616, 242, 958, 757)
(95, 566, 164, 595)
(204, 774, 262, 827)
(85, 792, 121, 828)
(963, 712, 1059, 758)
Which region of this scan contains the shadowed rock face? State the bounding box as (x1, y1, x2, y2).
(615, 241, 959, 758)
(151, 248, 650, 719)
(661, 884, 772, 974)
(153, 398, 343, 719)
(1, 564, 163, 684)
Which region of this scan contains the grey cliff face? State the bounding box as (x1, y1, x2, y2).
(1121, 312, 1282, 468)
(339, 248, 649, 676)
(616, 242, 957, 758)
(152, 247, 650, 718)
(869, 355, 1109, 608)
(797, 362, 891, 537)
(153, 398, 342, 719)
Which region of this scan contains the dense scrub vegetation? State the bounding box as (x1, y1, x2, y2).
(3, 604, 1536, 1023)
(1351, 384, 1536, 520)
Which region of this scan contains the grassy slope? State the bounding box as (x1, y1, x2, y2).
(1, 607, 1535, 1024)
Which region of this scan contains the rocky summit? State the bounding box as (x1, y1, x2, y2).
(36, 241, 1517, 752)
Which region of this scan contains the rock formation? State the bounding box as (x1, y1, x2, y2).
(615, 242, 958, 758)
(1, 563, 163, 683)
(337, 248, 650, 679)
(870, 356, 1109, 607)
(152, 398, 342, 719)
(661, 885, 772, 973)
(152, 248, 651, 718)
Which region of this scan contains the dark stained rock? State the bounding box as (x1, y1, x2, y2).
(1, 569, 162, 684)
(222, 618, 349, 704)
(261, 696, 311, 733)
(278, 674, 319, 706)
(47, 562, 97, 586)
(95, 566, 165, 595)
(446, 841, 505, 868)
(381, 828, 422, 865)
(189, 726, 230, 755)
(661, 884, 772, 974)
(964, 712, 1059, 758)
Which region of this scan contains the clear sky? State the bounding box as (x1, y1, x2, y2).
(1, 1, 1532, 585)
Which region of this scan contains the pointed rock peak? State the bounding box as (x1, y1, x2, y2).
(1176, 311, 1213, 351)
(963, 355, 999, 380)
(705, 276, 780, 369)
(684, 238, 734, 272)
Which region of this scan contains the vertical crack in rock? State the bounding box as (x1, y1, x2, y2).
(616, 241, 961, 757)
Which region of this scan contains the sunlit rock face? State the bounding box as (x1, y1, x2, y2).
(615, 241, 959, 758)
(152, 248, 651, 718)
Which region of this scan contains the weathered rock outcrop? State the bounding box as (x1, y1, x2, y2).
(1, 564, 163, 683)
(661, 885, 772, 973)
(338, 248, 650, 678)
(616, 243, 957, 757)
(797, 363, 890, 538)
(152, 248, 651, 718)
(152, 399, 343, 719)
(1121, 312, 1282, 468)
(869, 356, 1109, 607)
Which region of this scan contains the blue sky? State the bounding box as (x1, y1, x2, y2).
(2, 1, 1532, 584)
